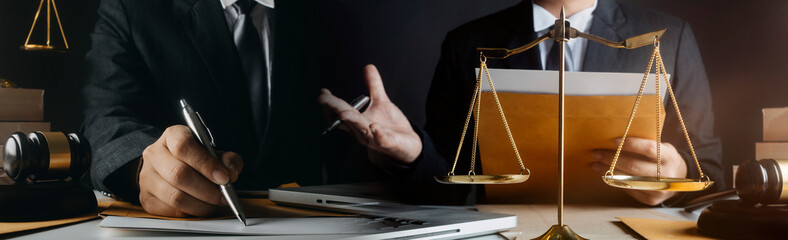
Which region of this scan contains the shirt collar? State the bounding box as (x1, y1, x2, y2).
(220, 0, 274, 9)
(532, 0, 597, 33)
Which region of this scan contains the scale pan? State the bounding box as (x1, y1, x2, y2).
(20, 44, 66, 52)
(603, 175, 713, 191)
(435, 174, 529, 184)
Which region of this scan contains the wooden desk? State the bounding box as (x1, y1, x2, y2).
(5, 193, 700, 239)
(478, 204, 701, 240)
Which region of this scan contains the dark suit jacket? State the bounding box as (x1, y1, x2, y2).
(82, 0, 335, 201)
(420, 0, 724, 205)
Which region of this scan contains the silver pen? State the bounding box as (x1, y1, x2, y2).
(179, 99, 247, 226)
(322, 95, 370, 135)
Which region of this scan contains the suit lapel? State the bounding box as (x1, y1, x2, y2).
(582, 0, 625, 72)
(503, 1, 542, 70)
(177, 0, 256, 136)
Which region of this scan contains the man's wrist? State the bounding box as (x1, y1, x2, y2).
(102, 157, 143, 203)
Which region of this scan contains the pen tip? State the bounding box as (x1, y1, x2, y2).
(243, 219, 248, 226)
(321, 130, 328, 136)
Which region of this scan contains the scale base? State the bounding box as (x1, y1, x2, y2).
(697, 200, 788, 239)
(532, 224, 587, 240)
(0, 182, 96, 221)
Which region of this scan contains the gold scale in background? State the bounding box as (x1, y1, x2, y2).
(2, 0, 68, 88)
(21, 0, 69, 52)
(434, 7, 713, 240)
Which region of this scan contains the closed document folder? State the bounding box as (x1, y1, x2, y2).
(475, 69, 668, 204)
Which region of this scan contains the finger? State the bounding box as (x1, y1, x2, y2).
(139, 191, 188, 218)
(589, 162, 609, 173)
(218, 151, 244, 183)
(140, 168, 218, 217)
(363, 64, 390, 104)
(163, 125, 230, 184)
(339, 110, 373, 145)
(617, 137, 659, 161)
(144, 145, 225, 206)
(593, 150, 656, 176)
(317, 88, 357, 114)
(369, 123, 422, 164)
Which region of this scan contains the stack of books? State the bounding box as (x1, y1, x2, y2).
(0, 87, 50, 162)
(756, 107, 788, 160)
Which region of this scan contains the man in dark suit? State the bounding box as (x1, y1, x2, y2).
(82, 0, 346, 217)
(320, 0, 724, 206)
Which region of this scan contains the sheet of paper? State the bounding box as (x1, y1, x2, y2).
(618, 217, 719, 240)
(100, 198, 349, 220)
(477, 69, 668, 97)
(99, 216, 378, 235)
(473, 69, 671, 203)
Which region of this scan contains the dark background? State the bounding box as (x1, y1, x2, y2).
(1, 0, 786, 189)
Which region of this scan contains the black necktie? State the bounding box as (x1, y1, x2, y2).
(233, 0, 268, 141)
(545, 40, 561, 71)
(545, 25, 565, 71)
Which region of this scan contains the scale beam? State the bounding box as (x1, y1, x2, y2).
(478, 28, 666, 59)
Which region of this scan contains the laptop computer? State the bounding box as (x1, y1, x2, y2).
(269, 183, 516, 239)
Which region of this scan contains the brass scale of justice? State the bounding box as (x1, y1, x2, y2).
(433, 7, 713, 239)
(21, 0, 70, 52)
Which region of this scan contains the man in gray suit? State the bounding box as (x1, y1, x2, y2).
(320, 0, 724, 206)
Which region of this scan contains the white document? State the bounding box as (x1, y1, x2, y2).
(99, 216, 379, 236)
(476, 68, 669, 97)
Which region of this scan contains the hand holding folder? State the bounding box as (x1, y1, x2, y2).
(475, 69, 673, 204)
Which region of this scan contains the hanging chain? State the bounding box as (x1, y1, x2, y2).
(607, 43, 658, 177)
(449, 56, 484, 175)
(654, 41, 663, 179)
(469, 62, 483, 175)
(484, 63, 526, 172)
(448, 53, 528, 176)
(608, 39, 707, 182)
(654, 49, 706, 180)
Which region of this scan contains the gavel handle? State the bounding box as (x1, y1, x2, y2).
(683, 190, 738, 212)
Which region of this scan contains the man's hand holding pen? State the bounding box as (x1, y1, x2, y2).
(138, 125, 243, 217)
(319, 64, 422, 165)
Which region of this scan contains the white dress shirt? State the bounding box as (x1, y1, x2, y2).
(533, 1, 597, 71)
(220, 0, 274, 91)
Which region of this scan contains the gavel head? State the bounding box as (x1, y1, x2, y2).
(3, 132, 91, 183)
(735, 159, 788, 205)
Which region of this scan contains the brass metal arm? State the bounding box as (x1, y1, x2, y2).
(477, 28, 666, 59)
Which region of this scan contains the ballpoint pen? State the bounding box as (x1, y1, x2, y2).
(179, 99, 247, 226)
(322, 95, 370, 135)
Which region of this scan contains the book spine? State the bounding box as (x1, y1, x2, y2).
(763, 107, 788, 142)
(755, 142, 788, 160)
(0, 88, 44, 121)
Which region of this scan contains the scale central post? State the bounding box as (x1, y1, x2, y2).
(533, 7, 587, 240)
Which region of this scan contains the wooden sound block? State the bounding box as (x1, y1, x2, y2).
(697, 200, 788, 239)
(0, 182, 96, 221)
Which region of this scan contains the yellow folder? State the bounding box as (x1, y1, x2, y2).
(474, 70, 667, 204)
(479, 93, 665, 204)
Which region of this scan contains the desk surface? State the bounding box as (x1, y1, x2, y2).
(6, 202, 700, 240)
(478, 204, 700, 240)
